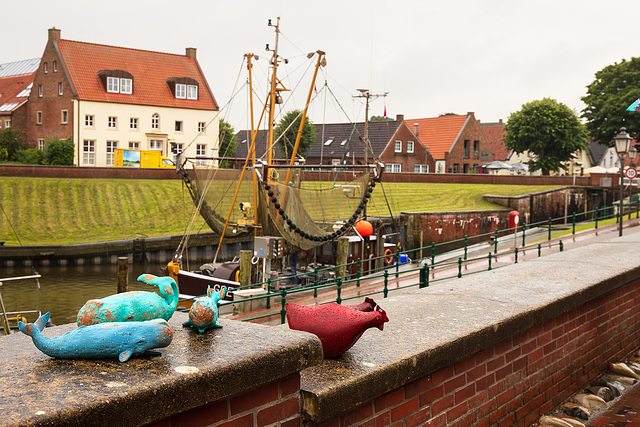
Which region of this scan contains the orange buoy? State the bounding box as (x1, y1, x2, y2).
(355, 220, 373, 237)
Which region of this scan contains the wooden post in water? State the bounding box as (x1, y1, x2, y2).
(239, 250, 252, 286)
(117, 257, 129, 293)
(335, 237, 349, 280)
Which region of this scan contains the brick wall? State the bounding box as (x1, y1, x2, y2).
(315, 279, 640, 427)
(444, 113, 494, 174)
(148, 375, 302, 427)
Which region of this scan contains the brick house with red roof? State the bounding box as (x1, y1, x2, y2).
(407, 112, 493, 174)
(479, 119, 510, 161)
(25, 28, 219, 167)
(0, 58, 40, 133)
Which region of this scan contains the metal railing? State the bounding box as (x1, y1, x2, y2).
(184, 198, 640, 325)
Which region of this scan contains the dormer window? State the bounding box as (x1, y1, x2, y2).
(98, 70, 134, 95)
(167, 77, 199, 100)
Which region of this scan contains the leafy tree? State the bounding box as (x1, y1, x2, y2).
(370, 115, 392, 122)
(503, 98, 589, 175)
(43, 138, 74, 165)
(218, 119, 238, 168)
(581, 57, 640, 143)
(274, 110, 316, 160)
(0, 128, 27, 161)
(15, 148, 44, 165)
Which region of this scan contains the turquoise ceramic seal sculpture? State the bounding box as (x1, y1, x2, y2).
(76, 274, 178, 326)
(19, 312, 173, 362)
(183, 286, 226, 332)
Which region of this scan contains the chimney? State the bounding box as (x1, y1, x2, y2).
(186, 47, 197, 59)
(48, 27, 61, 41)
(499, 119, 503, 124)
(396, 114, 404, 122)
(414, 122, 419, 136)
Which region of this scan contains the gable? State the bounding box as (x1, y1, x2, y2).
(407, 115, 468, 159)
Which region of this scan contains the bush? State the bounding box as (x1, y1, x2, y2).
(0, 128, 27, 161)
(43, 138, 74, 165)
(15, 148, 44, 165)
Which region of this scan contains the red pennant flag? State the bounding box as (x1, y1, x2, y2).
(384, 105, 387, 118)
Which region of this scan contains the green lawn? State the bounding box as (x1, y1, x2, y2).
(0, 177, 560, 245)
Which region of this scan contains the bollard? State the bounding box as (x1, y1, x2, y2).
(538, 243, 542, 257)
(559, 240, 564, 252)
(117, 257, 128, 294)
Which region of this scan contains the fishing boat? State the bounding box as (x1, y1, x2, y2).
(167, 18, 386, 302)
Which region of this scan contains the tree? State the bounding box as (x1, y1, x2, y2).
(503, 98, 589, 175)
(274, 110, 316, 160)
(0, 128, 27, 161)
(218, 119, 238, 168)
(581, 57, 640, 143)
(370, 115, 392, 122)
(43, 138, 74, 165)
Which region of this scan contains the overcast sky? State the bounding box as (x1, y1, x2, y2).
(5, 1, 640, 131)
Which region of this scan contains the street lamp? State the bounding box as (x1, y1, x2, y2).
(614, 127, 633, 236)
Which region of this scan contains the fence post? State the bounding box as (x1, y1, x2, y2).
(356, 259, 361, 288)
(595, 206, 599, 229)
(420, 263, 429, 288)
(395, 248, 400, 279)
(488, 252, 492, 271)
(538, 243, 541, 257)
(494, 229, 499, 253)
(464, 235, 468, 260)
(521, 223, 526, 247)
(548, 217, 552, 240)
(266, 278, 271, 309)
(637, 198, 639, 218)
(313, 267, 318, 298)
(280, 288, 287, 325)
(514, 247, 518, 264)
(559, 240, 564, 252)
(336, 278, 342, 305)
(572, 212, 576, 235)
(457, 257, 462, 278)
(431, 242, 435, 265)
(383, 270, 389, 298)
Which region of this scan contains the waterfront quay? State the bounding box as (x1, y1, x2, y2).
(2, 225, 640, 426)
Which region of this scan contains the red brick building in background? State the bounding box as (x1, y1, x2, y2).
(408, 112, 494, 174)
(0, 58, 39, 134)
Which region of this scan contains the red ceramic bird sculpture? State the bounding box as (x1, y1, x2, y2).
(286, 300, 389, 358)
(345, 297, 377, 312)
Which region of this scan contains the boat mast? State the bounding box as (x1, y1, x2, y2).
(266, 17, 282, 166)
(246, 53, 259, 225)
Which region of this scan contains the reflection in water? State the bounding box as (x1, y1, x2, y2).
(0, 263, 168, 325)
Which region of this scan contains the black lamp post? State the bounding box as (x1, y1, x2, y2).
(614, 128, 633, 236)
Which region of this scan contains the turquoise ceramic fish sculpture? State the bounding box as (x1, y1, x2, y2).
(183, 286, 226, 332)
(20, 312, 173, 362)
(77, 274, 178, 326)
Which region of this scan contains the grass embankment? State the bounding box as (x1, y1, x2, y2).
(0, 177, 559, 245)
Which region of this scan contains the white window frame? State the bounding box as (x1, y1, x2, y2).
(43, 62, 48, 73)
(130, 117, 138, 130)
(61, 110, 68, 124)
(53, 60, 57, 73)
(149, 139, 163, 152)
(108, 116, 117, 129)
(58, 83, 63, 96)
(106, 141, 118, 166)
(83, 140, 96, 166)
(85, 115, 94, 127)
(414, 164, 428, 173)
(120, 78, 133, 94)
(5, 120, 11, 128)
(107, 77, 120, 93)
(187, 85, 198, 100)
(198, 122, 205, 133)
(175, 84, 186, 99)
(175, 121, 183, 132)
(388, 163, 401, 173)
(151, 113, 159, 130)
(38, 139, 45, 150)
(407, 141, 414, 153)
(196, 144, 207, 166)
(129, 141, 140, 149)
(172, 143, 184, 164)
(38, 85, 43, 98)
(394, 141, 402, 153)
(36, 111, 42, 125)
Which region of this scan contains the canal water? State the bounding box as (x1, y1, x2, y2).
(1, 263, 169, 326)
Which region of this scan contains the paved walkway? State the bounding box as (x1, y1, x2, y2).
(591, 381, 640, 426)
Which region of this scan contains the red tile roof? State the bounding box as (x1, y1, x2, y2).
(480, 122, 510, 161)
(0, 71, 36, 115)
(406, 114, 468, 159)
(56, 39, 217, 110)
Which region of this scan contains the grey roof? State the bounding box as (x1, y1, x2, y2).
(0, 58, 40, 78)
(234, 119, 403, 163)
(589, 140, 609, 165)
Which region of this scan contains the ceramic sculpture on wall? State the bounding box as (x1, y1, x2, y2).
(286, 299, 389, 358)
(77, 274, 178, 326)
(20, 312, 173, 362)
(183, 286, 226, 332)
